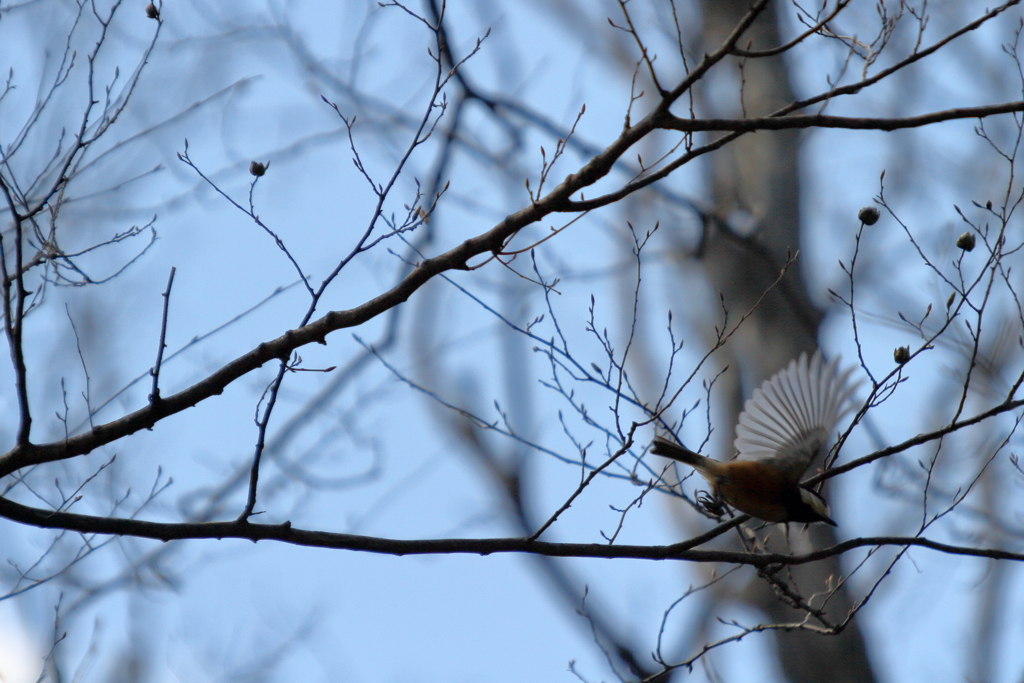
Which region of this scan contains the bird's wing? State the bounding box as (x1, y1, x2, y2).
(733, 351, 858, 479)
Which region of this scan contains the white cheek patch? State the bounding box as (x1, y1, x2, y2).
(800, 487, 832, 518)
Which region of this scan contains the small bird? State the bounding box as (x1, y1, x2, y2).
(651, 351, 858, 526)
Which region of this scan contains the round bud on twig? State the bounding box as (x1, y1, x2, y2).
(145, 3, 159, 19)
(858, 206, 880, 225)
(955, 231, 975, 252)
(249, 160, 268, 177)
(893, 346, 911, 365)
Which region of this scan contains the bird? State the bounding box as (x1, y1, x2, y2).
(651, 351, 858, 526)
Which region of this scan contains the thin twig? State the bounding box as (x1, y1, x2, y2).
(149, 266, 175, 404)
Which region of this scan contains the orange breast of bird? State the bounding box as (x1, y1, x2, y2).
(710, 460, 794, 523)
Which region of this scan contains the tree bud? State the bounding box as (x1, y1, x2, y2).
(893, 346, 910, 365)
(956, 231, 975, 251)
(858, 206, 880, 225)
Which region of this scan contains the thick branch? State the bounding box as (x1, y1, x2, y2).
(0, 198, 565, 476)
(809, 396, 1024, 484)
(0, 495, 1019, 565)
(661, 101, 1024, 133)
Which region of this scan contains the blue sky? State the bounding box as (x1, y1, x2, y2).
(2, 1, 1024, 682)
